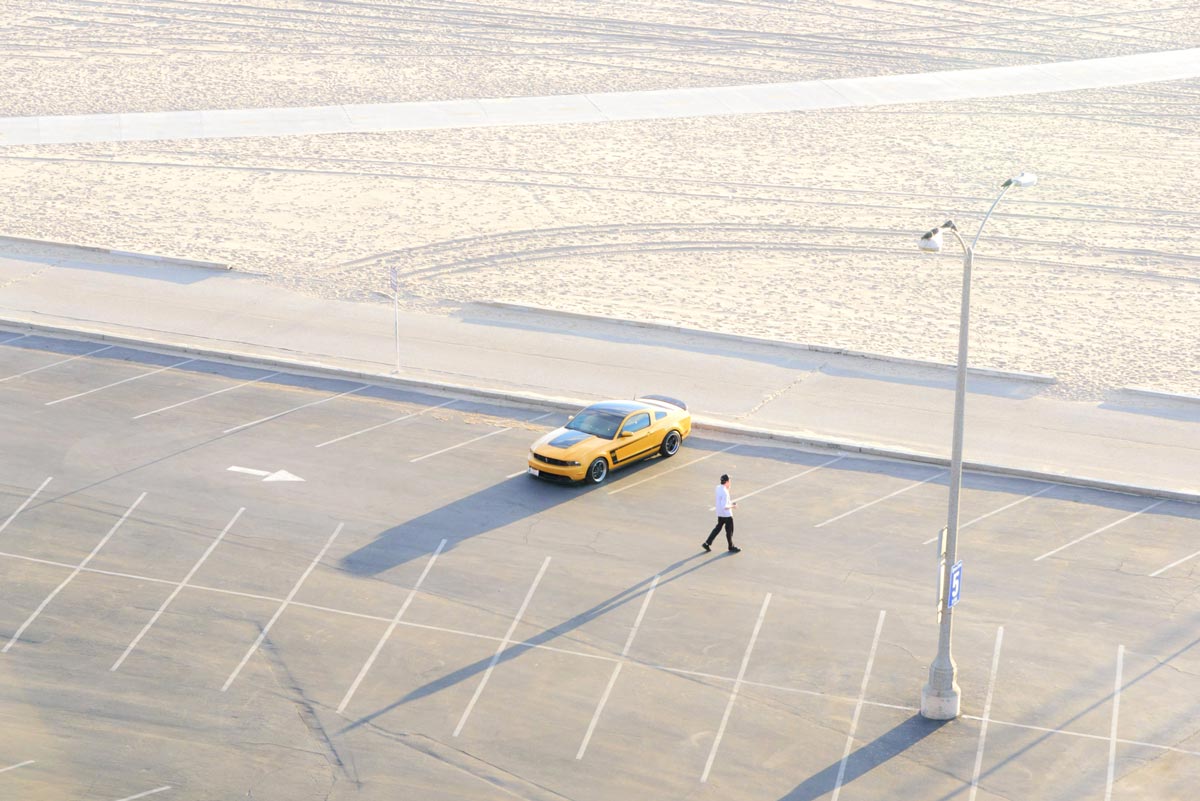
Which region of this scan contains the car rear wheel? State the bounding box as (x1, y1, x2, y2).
(660, 430, 682, 457)
(585, 457, 609, 484)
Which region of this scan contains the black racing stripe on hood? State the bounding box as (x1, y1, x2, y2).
(549, 430, 591, 448)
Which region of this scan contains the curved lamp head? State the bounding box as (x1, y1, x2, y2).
(1002, 171, 1037, 188)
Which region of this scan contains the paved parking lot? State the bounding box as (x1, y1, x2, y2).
(0, 331, 1197, 801)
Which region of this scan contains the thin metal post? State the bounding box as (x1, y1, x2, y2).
(390, 266, 400, 373)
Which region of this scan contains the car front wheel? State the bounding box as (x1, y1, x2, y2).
(585, 457, 609, 484)
(660, 430, 682, 457)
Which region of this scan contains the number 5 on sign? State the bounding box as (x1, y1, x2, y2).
(948, 560, 963, 609)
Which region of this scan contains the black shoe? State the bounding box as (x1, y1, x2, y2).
(702, 542, 711, 552)
(728, 546, 741, 554)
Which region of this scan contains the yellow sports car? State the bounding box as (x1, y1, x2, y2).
(527, 396, 692, 484)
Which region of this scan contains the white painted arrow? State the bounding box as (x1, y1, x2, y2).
(227, 466, 305, 482)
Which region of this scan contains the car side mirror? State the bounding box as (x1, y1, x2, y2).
(620, 431, 633, 438)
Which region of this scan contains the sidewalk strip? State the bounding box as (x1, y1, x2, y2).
(1106, 645, 1125, 801)
(1150, 547, 1200, 578)
(45, 359, 194, 405)
(111, 507, 245, 672)
(577, 574, 660, 760)
(454, 556, 551, 737)
(3, 492, 145, 652)
(221, 523, 344, 692)
(133, 371, 280, 419)
(0, 476, 52, 536)
(969, 626, 1004, 801)
(711, 455, 843, 509)
(315, 399, 454, 448)
(223, 385, 368, 433)
(923, 486, 1053, 544)
(610, 445, 737, 495)
(411, 412, 552, 463)
(1034, 500, 1164, 562)
(816, 471, 946, 528)
(832, 610, 886, 801)
(337, 539, 446, 714)
(701, 592, 772, 783)
(0, 344, 112, 382)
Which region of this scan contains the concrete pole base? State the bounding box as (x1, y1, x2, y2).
(920, 681, 962, 720)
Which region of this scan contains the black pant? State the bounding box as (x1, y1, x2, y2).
(706, 516, 734, 548)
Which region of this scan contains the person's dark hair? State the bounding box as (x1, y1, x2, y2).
(720, 474, 730, 484)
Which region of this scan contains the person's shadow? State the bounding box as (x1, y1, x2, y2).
(338, 551, 728, 734)
(777, 714, 949, 800)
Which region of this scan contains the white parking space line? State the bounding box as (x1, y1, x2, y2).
(701, 592, 772, 783)
(969, 626, 1004, 801)
(831, 610, 886, 801)
(816, 470, 946, 528)
(711, 455, 844, 509)
(611, 445, 737, 495)
(133, 372, 281, 419)
(111, 507, 245, 672)
(0, 759, 34, 774)
(1106, 645, 1125, 801)
(922, 486, 1054, 544)
(576, 574, 660, 760)
(1, 345, 113, 382)
(454, 556, 551, 737)
(3, 492, 145, 652)
(0, 476, 52, 535)
(113, 787, 171, 801)
(45, 359, 195, 406)
(337, 539, 447, 714)
(315, 399, 455, 448)
(220, 523, 344, 692)
(411, 412, 553, 463)
(1034, 500, 1165, 562)
(223, 385, 368, 434)
(1150, 547, 1200, 577)
(0, 532, 1195, 763)
(0, 333, 28, 345)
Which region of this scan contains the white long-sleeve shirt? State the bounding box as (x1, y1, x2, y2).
(715, 484, 733, 517)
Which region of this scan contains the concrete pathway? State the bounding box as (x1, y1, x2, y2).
(1, 48, 1197, 146)
(0, 253, 1195, 500)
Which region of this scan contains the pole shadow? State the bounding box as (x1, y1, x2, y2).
(778, 714, 949, 800)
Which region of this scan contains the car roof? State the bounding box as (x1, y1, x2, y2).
(585, 400, 646, 416)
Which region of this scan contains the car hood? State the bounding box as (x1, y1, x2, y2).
(532, 427, 606, 456)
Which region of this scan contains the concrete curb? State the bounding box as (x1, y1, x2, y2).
(479, 301, 1057, 384)
(1, 315, 1194, 505)
(0, 234, 229, 271)
(1121, 386, 1200, 405)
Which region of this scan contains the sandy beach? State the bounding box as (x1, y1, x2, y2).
(0, 1, 1197, 401)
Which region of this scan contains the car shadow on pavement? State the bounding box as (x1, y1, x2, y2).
(338, 474, 588, 576)
(336, 550, 727, 734)
(777, 714, 949, 800)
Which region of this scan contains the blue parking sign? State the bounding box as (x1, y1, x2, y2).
(948, 560, 963, 608)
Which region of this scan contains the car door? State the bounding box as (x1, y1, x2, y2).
(611, 411, 652, 465)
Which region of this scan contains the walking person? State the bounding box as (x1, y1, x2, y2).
(703, 474, 740, 553)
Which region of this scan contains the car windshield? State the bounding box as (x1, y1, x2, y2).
(566, 409, 625, 439)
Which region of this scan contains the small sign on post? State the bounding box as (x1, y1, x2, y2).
(948, 560, 963, 609)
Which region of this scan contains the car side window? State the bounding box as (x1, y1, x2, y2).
(654, 411, 666, 421)
(622, 413, 651, 434)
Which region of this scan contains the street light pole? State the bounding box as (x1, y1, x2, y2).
(918, 172, 1036, 720)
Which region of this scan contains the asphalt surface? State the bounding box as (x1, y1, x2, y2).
(1, 334, 1198, 801)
